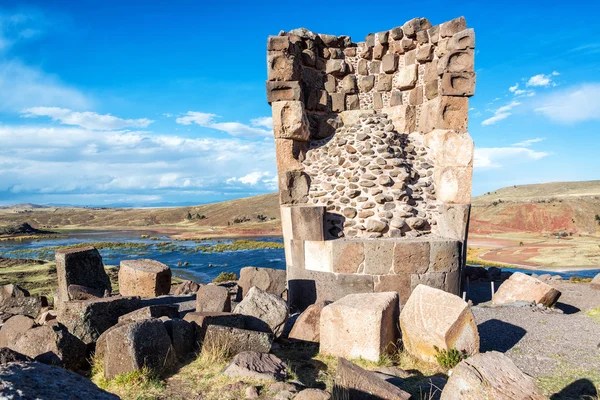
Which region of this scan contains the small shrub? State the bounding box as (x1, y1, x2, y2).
(519, 241, 524, 246)
(434, 346, 468, 369)
(213, 272, 237, 283)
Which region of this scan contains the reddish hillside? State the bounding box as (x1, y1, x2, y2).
(471, 181, 600, 235)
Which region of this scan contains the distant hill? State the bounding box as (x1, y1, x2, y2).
(2, 181, 599, 237)
(471, 180, 600, 235)
(0, 193, 281, 237)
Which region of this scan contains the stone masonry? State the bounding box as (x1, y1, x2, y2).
(268, 17, 475, 310)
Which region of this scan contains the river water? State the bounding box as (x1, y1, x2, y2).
(1, 230, 598, 282)
(0, 231, 286, 284)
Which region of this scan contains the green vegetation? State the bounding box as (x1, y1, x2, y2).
(197, 239, 284, 253)
(570, 276, 592, 283)
(212, 272, 237, 283)
(586, 307, 600, 323)
(538, 361, 600, 396)
(434, 347, 468, 370)
(595, 214, 600, 225)
(3, 241, 153, 260)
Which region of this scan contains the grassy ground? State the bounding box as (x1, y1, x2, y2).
(89, 339, 448, 400)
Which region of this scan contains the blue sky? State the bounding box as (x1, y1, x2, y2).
(0, 0, 598, 206)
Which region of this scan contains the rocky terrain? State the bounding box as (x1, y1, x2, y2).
(0, 241, 599, 399)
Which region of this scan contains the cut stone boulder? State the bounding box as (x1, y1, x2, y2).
(118, 304, 179, 323)
(56, 296, 141, 345)
(288, 300, 330, 343)
(102, 318, 177, 379)
(295, 389, 331, 400)
(223, 351, 287, 381)
(55, 246, 112, 304)
(234, 286, 288, 337)
(238, 267, 287, 298)
(174, 280, 201, 295)
(333, 358, 411, 400)
(492, 272, 561, 307)
(320, 292, 399, 362)
(400, 284, 479, 363)
(0, 284, 45, 318)
(440, 351, 547, 400)
(67, 284, 105, 300)
(196, 285, 231, 312)
(0, 361, 119, 399)
(163, 318, 196, 362)
(119, 259, 172, 298)
(0, 315, 35, 348)
(203, 325, 272, 355)
(10, 324, 87, 370)
(183, 311, 245, 343)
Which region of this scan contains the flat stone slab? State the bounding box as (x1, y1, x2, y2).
(492, 272, 561, 307)
(223, 351, 287, 382)
(320, 292, 399, 362)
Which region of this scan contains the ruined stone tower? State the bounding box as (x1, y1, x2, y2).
(267, 17, 475, 310)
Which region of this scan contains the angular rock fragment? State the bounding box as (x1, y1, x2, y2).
(492, 272, 561, 307)
(400, 284, 479, 363)
(223, 351, 287, 381)
(119, 259, 172, 298)
(234, 287, 288, 337)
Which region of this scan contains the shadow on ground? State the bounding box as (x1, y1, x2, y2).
(550, 378, 598, 399)
(478, 319, 526, 352)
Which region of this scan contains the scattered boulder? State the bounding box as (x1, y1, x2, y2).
(140, 294, 197, 317)
(0, 284, 29, 300)
(400, 284, 479, 363)
(163, 318, 196, 362)
(223, 351, 288, 382)
(196, 285, 231, 312)
(245, 385, 260, 399)
(440, 351, 547, 400)
(289, 300, 330, 343)
(10, 324, 87, 370)
(55, 246, 111, 304)
(174, 280, 201, 295)
(37, 309, 57, 325)
(0, 361, 119, 399)
(492, 272, 561, 307)
(0, 315, 35, 348)
(238, 267, 287, 299)
(183, 311, 245, 343)
(102, 318, 177, 379)
(119, 259, 172, 298)
(333, 358, 411, 400)
(56, 296, 141, 345)
(295, 389, 331, 400)
(234, 287, 288, 337)
(591, 273, 600, 290)
(0, 348, 33, 364)
(0, 284, 45, 318)
(203, 325, 272, 355)
(67, 284, 105, 300)
(118, 305, 179, 323)
(320, 292, 399, 362)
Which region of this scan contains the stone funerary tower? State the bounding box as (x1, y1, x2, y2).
(266, 16, 475, 310)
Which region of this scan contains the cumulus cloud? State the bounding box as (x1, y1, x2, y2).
(22, 107, 154, 130)
(526, 71, 559, 87)
(0, 124, 277, 205)
(481, 100, 521, 126)
(175, 111, 272, 138)
(474, 146, 549, 169)
(534, 83, 600, 124)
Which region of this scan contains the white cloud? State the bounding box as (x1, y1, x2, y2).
(482, 100, 521, 126)
(0, 123, 277, 205)
(0, 61, 91, 112)
(511, 138, 545, 147)
(534, 83, 600, 124)
(175, 111, 272, 138)
(526, 72, 559, 87)
(22, 107, 154, 130)
(251, 116, 273, 130)
(509, 83, 519, 93)
(474, 147, 550, 169)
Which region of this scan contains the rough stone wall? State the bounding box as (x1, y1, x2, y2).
(268, 16, 475, 310)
